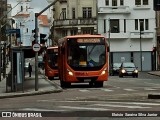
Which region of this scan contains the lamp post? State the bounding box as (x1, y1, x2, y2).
(139, 21, 143, 71)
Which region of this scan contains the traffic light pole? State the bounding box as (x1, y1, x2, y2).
(34, 0, 59, 91)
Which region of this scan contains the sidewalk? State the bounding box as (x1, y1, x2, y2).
(0, 63, 62, 99)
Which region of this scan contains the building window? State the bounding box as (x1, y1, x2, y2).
(145, 19, 149, 30)
(135, 0, 141, 5)
(82, 28, 94, 34)
(135, 19, 148, 31)
(62, 8, 66, 19)
(104, 19, 106, 33)
(72, 8, 75, 19)
(135, 0, 148, 5)
(21, 6, 23, 11)
(70, 29, 77, 35)
(105, 0, 109, 6)
(139, 19, 144, 31)
(124, 19, 126, 33)
(112, 0, 117, 6)
(110, 19, 119, 33)
(83, 7, 92, 18)
(135, 19, 138, 30)
(120, 0, 124, 5)
(62, 30, 67, 37)
(143, 0, 148, 5)
(26, 28, 28, 33)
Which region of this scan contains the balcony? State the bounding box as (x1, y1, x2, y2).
(130, 32, 154, 39)
(98, 6, 131, 14)
(54, 18, 97, 27)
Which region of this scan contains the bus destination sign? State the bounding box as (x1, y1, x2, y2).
(77, 38, 101, 43)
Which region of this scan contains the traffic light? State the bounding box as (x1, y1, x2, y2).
(40, 33, 47, 44)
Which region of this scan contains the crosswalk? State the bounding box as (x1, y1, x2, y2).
(21, 100, 160, 113)
(66, 87, 160, 93)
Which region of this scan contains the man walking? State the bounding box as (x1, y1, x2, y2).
(28, 63, 32, 77)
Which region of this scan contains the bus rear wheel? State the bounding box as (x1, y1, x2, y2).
(94, 81, 103, 87)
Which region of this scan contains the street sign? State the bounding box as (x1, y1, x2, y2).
(5, 29, 20, 34)
(32, 43, 41, 52)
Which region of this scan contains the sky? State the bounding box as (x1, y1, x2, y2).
(8, 0, 49, 16)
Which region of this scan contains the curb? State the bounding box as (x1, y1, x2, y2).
(0, 88, 62, 99)
(0, 71, 63, 99)
(147, 72, 160, 99)
(148, 72, 160, 77)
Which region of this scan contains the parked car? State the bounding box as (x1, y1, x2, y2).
(119, 62, 138, 78)
(110, 63, 121, 76)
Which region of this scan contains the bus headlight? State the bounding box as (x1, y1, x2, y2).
(67, 69, 73, 76)
(122, 69, 126, 73)
(101, 68, 107, 75)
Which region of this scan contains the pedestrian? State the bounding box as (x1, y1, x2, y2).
(28, 63, 32, 77)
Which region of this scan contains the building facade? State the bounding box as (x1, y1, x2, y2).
(98, 0, 156, 71)
(8, 0, 51, 46)
(53, 0, 97, 44)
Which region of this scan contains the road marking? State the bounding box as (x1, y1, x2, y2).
(20, 108, 67, 112)
(144, 88, 157, 91)
(124, 89, 136, 91)
(79, 89, 90, 92)
(108, 102, 160, 106)
(101, 88, 113, 92)
(93, 104, 151, 109)
(58, 106, 111, 111)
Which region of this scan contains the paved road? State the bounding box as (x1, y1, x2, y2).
(0, 72, 160, 119)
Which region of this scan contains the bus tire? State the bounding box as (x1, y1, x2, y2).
(60, 80, 65, 88)
(60, 81, 71, 88)
(94, 81, 103, 87)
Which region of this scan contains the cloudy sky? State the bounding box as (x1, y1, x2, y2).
(8, 0, 49, 16)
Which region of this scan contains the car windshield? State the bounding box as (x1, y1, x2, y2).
(123, 63, 135, 68)
(113, 63, 121, 68)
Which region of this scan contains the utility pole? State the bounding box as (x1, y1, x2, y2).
(0, 22, 2, 82)
(35, 0, 59, 91)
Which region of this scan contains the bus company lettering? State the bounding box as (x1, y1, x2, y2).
(77, 39, 100, 43)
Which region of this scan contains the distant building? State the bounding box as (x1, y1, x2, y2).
(0, 0, 7, 42)
(97, 0, 156, 71)
(8, 0, 50, 46)
(53, 0, 97, 44)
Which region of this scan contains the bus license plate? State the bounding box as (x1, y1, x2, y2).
(84, 79, 91, 82)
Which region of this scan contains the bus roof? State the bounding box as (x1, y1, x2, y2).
(47, 46, 58, 49)
(65, 34, 105, 39)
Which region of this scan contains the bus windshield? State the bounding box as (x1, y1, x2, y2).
(47, 49, 58, 69)
(67, 38, 106, 71)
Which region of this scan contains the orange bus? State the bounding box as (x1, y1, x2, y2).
(44, 46, 58, 80)
(58, 34, 108, 87)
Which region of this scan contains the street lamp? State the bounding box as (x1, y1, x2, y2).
(139, 20, 143, 71)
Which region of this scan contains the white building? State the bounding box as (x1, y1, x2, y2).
(97, 0, 156, 71)
(8, 0, 51, 46)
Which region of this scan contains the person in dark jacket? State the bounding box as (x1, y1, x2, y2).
(28, 63, 32, 77)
